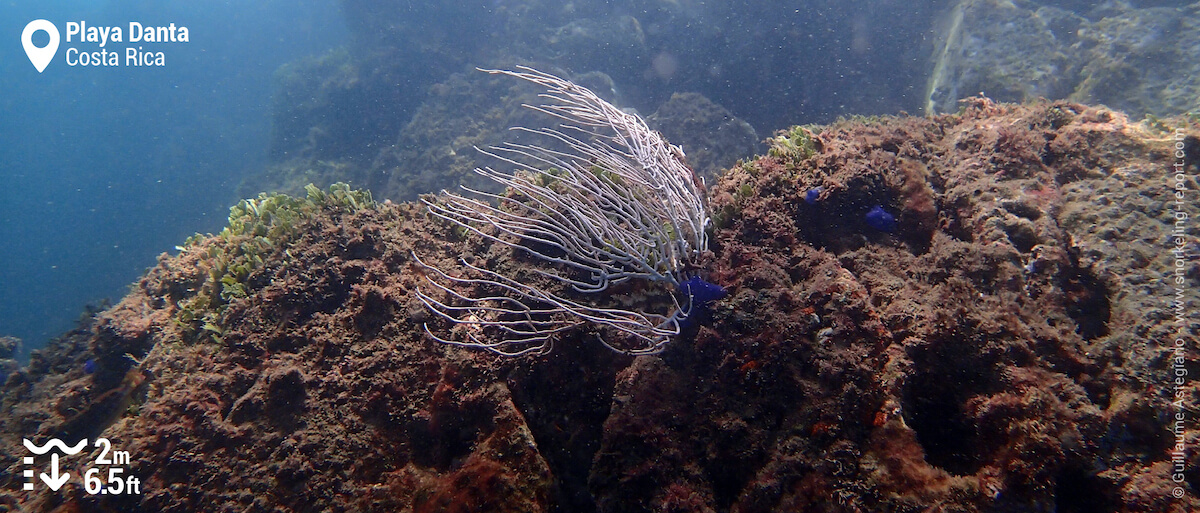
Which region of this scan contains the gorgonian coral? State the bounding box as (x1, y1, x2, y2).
(414, 67, 719, 355)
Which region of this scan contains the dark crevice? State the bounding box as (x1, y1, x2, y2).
(901, 335, 1000, 476)
(509, 341, 626, 513)
(1054, 465, 1121, 513)
(1060, 247, 1111, 340)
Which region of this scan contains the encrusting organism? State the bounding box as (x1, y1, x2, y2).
(865, 205, 897, 233)
(414, 66, 722, 356)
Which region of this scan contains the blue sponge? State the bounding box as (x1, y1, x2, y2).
(679, 276, 727, 328)
(865, 205, 897, 233)
(805, 187, 823, 205)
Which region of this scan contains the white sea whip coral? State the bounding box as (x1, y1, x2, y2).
(414, 66, 716, 356)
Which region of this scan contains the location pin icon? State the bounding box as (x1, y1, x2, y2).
(22, 20, 60, 73)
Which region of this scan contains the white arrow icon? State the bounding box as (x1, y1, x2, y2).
(40, 453, 70, 491)
(22, 19, 60, 73)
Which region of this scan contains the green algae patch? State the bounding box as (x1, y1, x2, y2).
(174, 182, 374, 342)
(766, 125, 820, 163)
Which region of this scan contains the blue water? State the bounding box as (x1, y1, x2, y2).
(0, 0, 346, 357)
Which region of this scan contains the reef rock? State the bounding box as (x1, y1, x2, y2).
(2, 101, 1198, 512)
(927, 0, 1200, 118)
(648, 92, 761, 183)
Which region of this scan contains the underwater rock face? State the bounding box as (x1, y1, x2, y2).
(253, 66, 762, 205)
(0, 337, 19, 383)
(647, 92, 761, 183)
(927, 0, 1200, 118)
(250, 0, 942, 202)
(1, 101, 1197, 512)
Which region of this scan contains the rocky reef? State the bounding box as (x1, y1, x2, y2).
(243, 0, 946, 203)
(247, 0, 1200, 212)
(926, 0, 1200, 118)
(249, 62, 760, 204)
(247, 0, 1200, 211)
(2, 101, 1198, 512)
